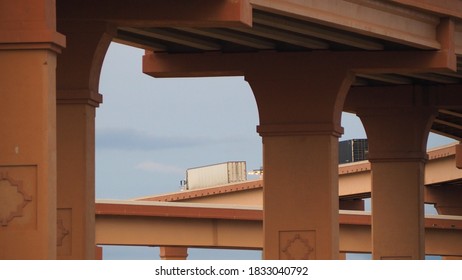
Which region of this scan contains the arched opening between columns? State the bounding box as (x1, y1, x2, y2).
(97, 42, 262, 259)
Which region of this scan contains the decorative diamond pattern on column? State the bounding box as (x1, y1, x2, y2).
(0, 173, 32, 227)
(279, 230, 316, 260)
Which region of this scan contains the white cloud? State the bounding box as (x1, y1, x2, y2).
(134, 161, 184, 174)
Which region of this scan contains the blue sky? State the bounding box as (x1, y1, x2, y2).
(96, 42, 455, 259)
(97, 43, 263, 199)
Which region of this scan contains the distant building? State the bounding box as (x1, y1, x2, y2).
(339, 139, 368, 164)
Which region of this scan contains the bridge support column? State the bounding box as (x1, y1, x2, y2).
(56, 20, 113, 259)
(257, 129, 341, 260)
(358, 104, 437, 260)
(0, 0, 65, 259)
(247, 64, 354, 260)
(160, 246, 188, 260)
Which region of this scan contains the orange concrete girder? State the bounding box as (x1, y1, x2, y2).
(95, 202, 462, 256)
(424, 146, 462, 187)
(250, 0, 450, 50)
(426, 186, 462, 216)
(139, 179, 263, 205)
(137, 145, 462, 205)
(57, 0, 252, 28)
(338, 144, 462, 199)
(97, 216, 263, 249)
(96, 201, 262, 221)
(143, 50, 456, 79)
(346, 84, 462, 112)
(339, 163, 372, 199)
(339, 216, 462, 256)
(390, 0, 462, 20)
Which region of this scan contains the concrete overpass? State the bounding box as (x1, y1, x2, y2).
(137, 143, 462, 212)
(3, 0, 462, 259)
(95, 143, 462, 259)
(95, 201, 462, 258)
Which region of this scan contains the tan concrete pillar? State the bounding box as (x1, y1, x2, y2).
(56, 20, 113, 259)
(357, 106, 437, 260)
(259, 132, 340, 260)
(247, 66, 354, 260)
(0, 0, 65, 259)
(159, 246, 189, 260)
(56, 103, 98, 259)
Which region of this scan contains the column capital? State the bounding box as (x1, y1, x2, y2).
(244, 60, 354, 136)
(56, 20, 113, 108)
(359, 106, 437, 162)
(57, 90, 103, 107)
(0, 31, 66, 53)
